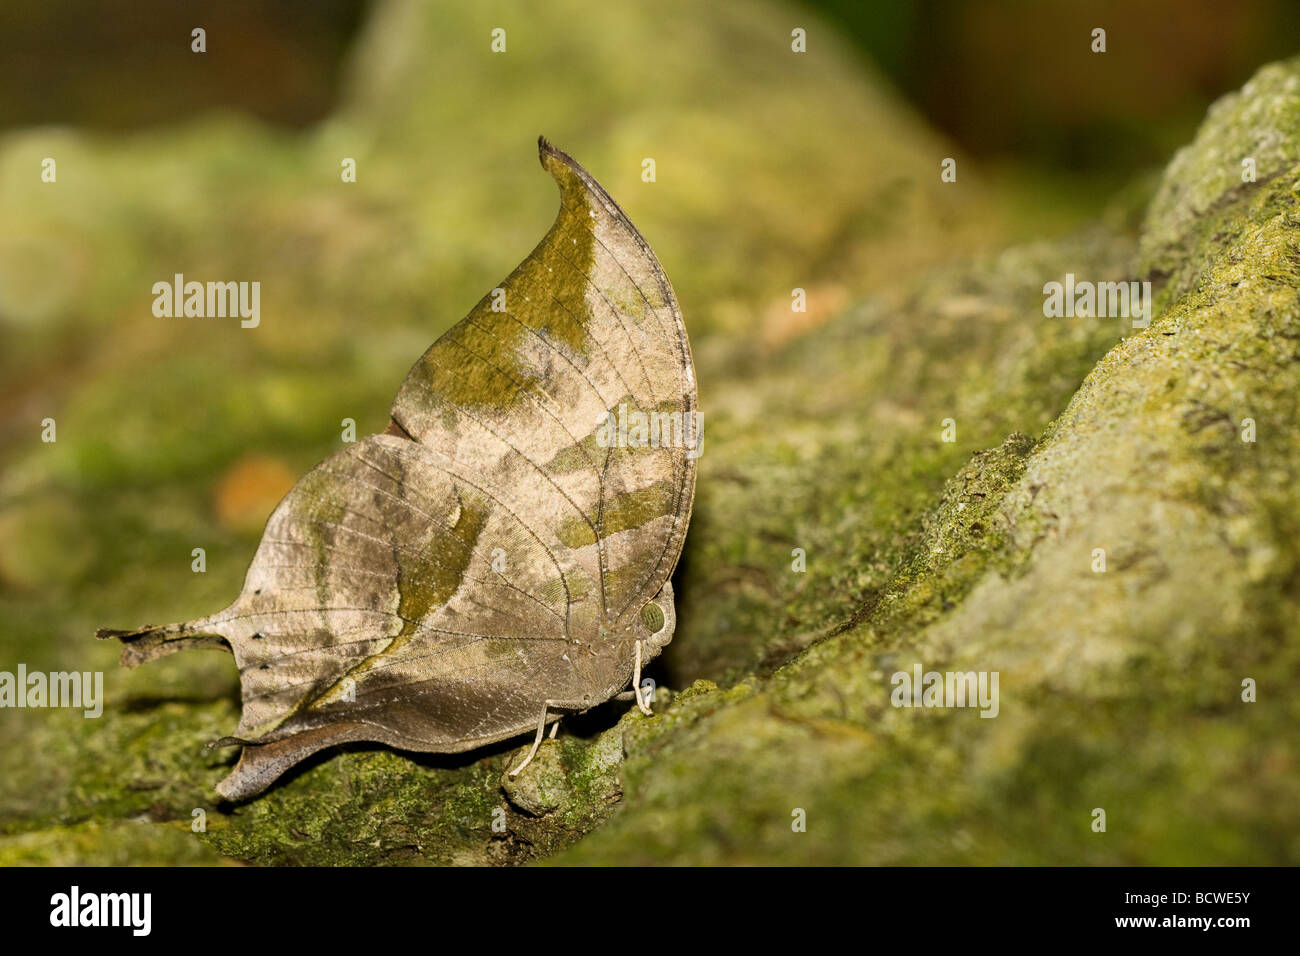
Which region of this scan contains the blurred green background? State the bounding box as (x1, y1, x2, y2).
(6, 1, 1300, 183)
(8, 1, 1300, 162)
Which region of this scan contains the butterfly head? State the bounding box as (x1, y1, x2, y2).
(635, 579, 677, 653)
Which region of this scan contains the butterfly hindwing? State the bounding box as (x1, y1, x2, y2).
(208, 435, 577, 747)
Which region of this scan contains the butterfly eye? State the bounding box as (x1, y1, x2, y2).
(639, 601, 665, 634)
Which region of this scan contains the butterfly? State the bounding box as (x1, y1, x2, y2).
(98, 138, 699, 800)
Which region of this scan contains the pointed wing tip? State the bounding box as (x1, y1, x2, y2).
(537, 134, 576, 173)
(535, 136, 621, 221)
(537, 134, 557, 166)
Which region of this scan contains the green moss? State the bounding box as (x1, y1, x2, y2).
(0, 820, 235, 867)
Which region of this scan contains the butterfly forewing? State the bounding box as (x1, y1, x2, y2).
(389, 140, 696, 639)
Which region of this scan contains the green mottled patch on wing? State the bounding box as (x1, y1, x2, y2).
(591, 563, 657, 616)
(306, 493, 488, 710)
(556, 479, 676, 548)
(293, 467, 352, 609)
(394, 493, 487, 639)
(603, 280, 665, 322)
(399, 162, 599, 412)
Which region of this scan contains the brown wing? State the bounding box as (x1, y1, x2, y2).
(100, 139, 697, 800)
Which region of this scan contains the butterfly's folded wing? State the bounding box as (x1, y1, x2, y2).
(107, 141, 697, 800)
(388, 139, 697, 672)
(235, 143, 692, 775)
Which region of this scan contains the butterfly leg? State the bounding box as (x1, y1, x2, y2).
(632, 640, 653, 716)
(548, 720, 560, 739)
(507, 699, 580, 777)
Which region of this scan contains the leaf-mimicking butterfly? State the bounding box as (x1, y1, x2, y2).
(97, 138, 700, 800)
